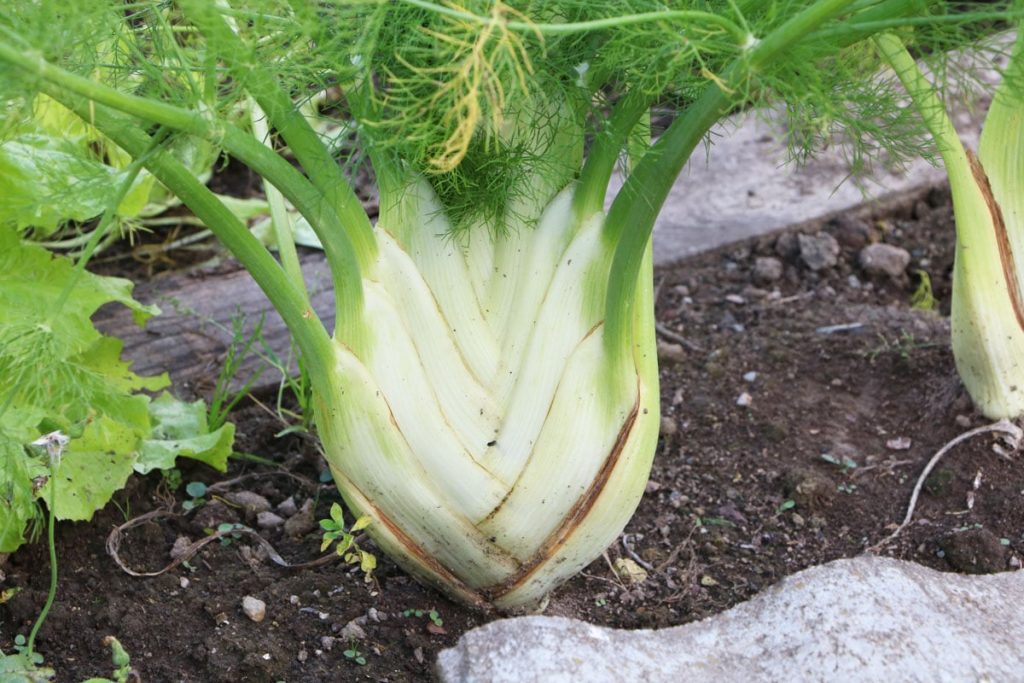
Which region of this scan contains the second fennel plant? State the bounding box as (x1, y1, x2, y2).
(876, 26, 1024, 419)
(0, 0, 1015, 609)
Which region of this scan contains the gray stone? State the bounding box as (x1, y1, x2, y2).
(751, 256, 783, 284)
(859, 243, 912, 278)
(797, 232, 840, 271)
(437, 556, 1024, 683)
(256, 511, 285, 529)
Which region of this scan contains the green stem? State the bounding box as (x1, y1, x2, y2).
(873, 33, 968, 174)
(574, 93, 651, 220)
(178, 0, 377, 268)
(49, 92, 339, 395)
(397, 0, 751, 44)
(27, 465, 58, 658)
(251, 101, 308, 298)
(603, 0, 862, 358)
(0, 39, 364, 341)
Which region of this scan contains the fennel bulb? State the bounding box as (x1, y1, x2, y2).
(877, 31, 1024, 419)
(316, 182, 658, 608)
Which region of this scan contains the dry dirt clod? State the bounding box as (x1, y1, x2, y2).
(226, 491, 272, 519)
(752, 256, 783, 284)
(283, 500, 317, 537)
(339, 619, 367, 641)
(939, 528, 1008, 574)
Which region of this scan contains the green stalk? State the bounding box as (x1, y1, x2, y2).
(251, 101, 307, 297)
(603, 0, 861, 359)
(177, 0, 378, 269)
(573, 93, 652, 220)
(0, 39, 364, 342)
(872, 33, 969, 198)
(396, 0, 750, 43)
(26, 465, 58, 658)
(48, 91, 339, 396)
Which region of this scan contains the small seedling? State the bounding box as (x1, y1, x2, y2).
(776, 499, 796, 514)
(910, 270, 937, 311)
(837, 482, 857, 494)
(214, 522, 245, 546)
(402, 608, 443, 627)
(183, 481, 207, 511)
(162, 467, 183, 492)
(320, 503, 376, 578)
(343, 645, 367, 666)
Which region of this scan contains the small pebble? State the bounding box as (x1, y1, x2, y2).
(798, 232, 840, 271)
(297, 649, 308, 663)
(367, 607, 383, 623)
(242, 596, 266, 623)
(657, 340, 686, 365)
(859, 243, 911, 278)
(742, 371, 758, 383)
(277, 496, 298, 517)
(736, 392, 753, 407)
(660, 416, 678, 436)
(320, 636, 335, 651)
(289, 595, 300, 605)
(256, 511, 285, 529)
(955, 414, 972, 428)
(179, 577, 190, 589)
(725, 293, 747, 305)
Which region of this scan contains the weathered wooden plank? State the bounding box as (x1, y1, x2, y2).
(94, 251, 336, 397)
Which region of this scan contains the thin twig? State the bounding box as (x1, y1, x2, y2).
(621, 533, 654, 571)
(655, 322, 705, 352)
(601, 550, 629, 591)
(868, 420, 1022, 552)
(106, 507, 339, 577)
(206, 470, 320, 494)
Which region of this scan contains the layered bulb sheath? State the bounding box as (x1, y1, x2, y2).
(948, 36, 1024, 420)
(314, 180, 660, 609)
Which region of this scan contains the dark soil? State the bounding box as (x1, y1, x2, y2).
(3, 186, 1023, 682)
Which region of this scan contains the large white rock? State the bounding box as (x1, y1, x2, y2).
(437, 556, 1024, 682)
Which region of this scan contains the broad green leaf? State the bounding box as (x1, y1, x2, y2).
(0, 652, 56, 682)
(135, 393, 234, 474)
(0, 135, 119, 234)
(38, 415, 137, 521)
